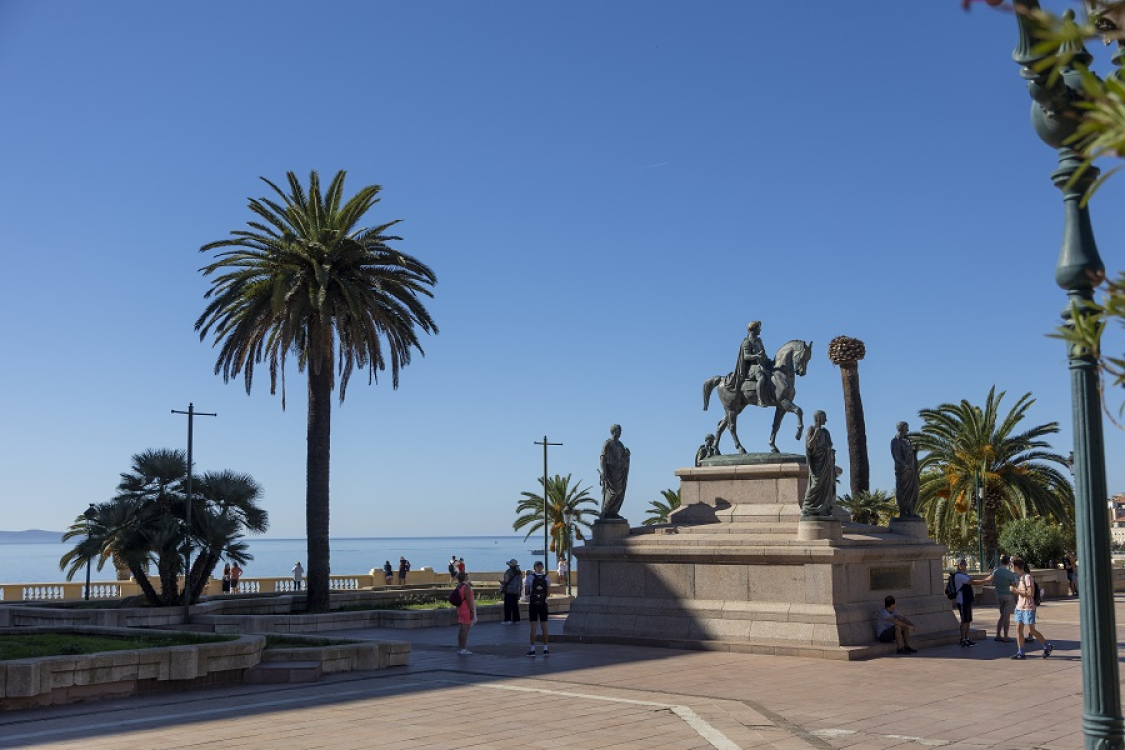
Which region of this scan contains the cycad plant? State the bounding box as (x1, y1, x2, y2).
(838, 489, 898, 526)
(914, 387, 1074, 567)
(196, 170, 437, 612)
(514, 474, 598, 560)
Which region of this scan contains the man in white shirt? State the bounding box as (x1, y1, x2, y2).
(953, 558, 977, 647)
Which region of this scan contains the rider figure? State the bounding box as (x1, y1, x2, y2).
(727, 321, 771, 402)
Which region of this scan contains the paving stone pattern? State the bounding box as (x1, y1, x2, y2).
(0, 595, 1116, 749)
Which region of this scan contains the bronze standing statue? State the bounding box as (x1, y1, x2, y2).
(891, 421, 920, 519)
(599, 424, 630, 519)
(703, 322, 813, 453)
(802, 410, 836, 518)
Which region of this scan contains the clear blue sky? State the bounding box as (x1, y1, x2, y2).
(1, 1, 1122, 540)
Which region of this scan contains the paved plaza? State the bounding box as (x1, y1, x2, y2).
(0, 594, 1120, 749)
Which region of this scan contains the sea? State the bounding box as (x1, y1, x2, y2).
(0, 536, 560, 585)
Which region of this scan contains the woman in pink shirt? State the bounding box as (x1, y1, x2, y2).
(454, 572, 477, 656)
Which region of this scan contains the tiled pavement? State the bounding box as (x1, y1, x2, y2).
(0, 594, 1119, 749)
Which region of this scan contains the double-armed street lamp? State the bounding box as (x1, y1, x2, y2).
(1007, 3, 1124, 745)
(83, 503, 97, 601)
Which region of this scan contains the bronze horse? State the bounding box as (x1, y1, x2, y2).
(702, 339, 813, 454)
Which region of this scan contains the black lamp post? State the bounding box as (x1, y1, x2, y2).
(83, 503, 97, 601)
(1009, 3, 1124, 746)
(562, 506, 574, 597)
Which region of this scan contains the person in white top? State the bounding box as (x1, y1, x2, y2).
(557, 558, 569, 587)
(291, 561, 304, 591)
(1010, 556, 1053, 660)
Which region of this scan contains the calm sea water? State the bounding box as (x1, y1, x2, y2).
(0, 536, 562, 584)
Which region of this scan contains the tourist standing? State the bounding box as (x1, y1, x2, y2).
(526, 560, 551, 657)
(398, 556, 411, 585)
(454, 572, 476, 655)
(1063, 551, 1078, 596)
(1011, 557, 1053, 660)
(230, 562, 243, 594)
(980, 554, 1018, 642)
(457, 557, 466, 575)
(557, 557, 569, 587)
(382, 560, 394, 585)
(500, 559, 522, 625)
(221, 563, 231, 594)
(953, 558, 976, 647)
(448, 555, 458, 582)
(292, 561, 304, 591)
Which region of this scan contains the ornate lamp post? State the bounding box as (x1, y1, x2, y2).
(83, 503, 97, 601)
(1009, 3, 1124, 746)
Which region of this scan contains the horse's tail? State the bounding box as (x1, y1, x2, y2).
(703, 376, 722, 410)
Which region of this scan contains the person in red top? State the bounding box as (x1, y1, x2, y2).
(454, 572, 477, 656)
(457, 558, 466, 575)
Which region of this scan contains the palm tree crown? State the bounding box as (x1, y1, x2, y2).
(514, 474, 598, 560)
(642, 488, 682, 526)
(913, 387, 1073, 567)
(195, 171, 438, 612)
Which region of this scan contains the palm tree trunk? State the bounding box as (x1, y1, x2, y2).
(839, 363, 870, 496)
(982, 488, 1000, 569)
(305, 363, 333, 613)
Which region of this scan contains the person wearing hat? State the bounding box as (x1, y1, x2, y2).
(726, 320, 771, 400)
(500, 558, 523, 625)
(291, 561, 304, 591)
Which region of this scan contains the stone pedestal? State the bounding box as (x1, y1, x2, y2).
(564, 456, 971, 660)
(591, 518, 630, 544)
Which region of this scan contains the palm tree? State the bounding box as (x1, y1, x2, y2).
(914, 387, 1074, 567)
(827, 335, 869, 496)
(642, 488, 682, 526)
(514, 474, 598, 560)
(837, 489, 897, 525)
(196, 170, 438, 612)
(60, 449, 267, 607)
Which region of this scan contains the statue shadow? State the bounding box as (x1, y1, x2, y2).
(666, 498, 731, 526)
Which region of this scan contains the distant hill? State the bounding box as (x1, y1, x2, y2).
(0, 530, 66, 544)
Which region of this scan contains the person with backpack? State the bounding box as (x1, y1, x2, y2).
(526, 560, 551, 657)
(1010, 556, 1053, 660)
(952, 558, 976, 647)
(500, 559, 523, 625)
(398, 556, 411, 585)
(450, 572, 476, 655)
(448, 555, 458, 582)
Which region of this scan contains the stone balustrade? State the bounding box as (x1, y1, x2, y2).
(0, 569, 575, 603)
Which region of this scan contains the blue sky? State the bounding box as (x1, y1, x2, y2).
(1, 1, 1122, 541)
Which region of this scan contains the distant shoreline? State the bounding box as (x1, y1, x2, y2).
(0, 532, 524, 545)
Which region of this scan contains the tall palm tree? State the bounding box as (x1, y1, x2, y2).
(914, 387, 1074, 567)
(514, 474, 598, 560)
(642, 488, 681, 526)
(827, 335, 869, 496)
(196, 170, 438, 612)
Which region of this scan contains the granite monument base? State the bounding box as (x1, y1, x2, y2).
(564, 455, 974, 660)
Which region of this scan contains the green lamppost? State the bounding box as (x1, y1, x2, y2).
(1009, 3, 1123, 747)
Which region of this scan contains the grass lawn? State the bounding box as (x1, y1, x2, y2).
(0, 632, 238, 661)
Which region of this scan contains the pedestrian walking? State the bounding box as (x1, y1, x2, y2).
(291, 561, 304, 591)
(453, 572, 477, 655)
(1010, 556, 1054, 660)
(526, 560, 551, 657)
(500, 559, 522, 624)
(980, 554, 1018, 642)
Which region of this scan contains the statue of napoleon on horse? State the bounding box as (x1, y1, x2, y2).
(703, 335, 813, 454)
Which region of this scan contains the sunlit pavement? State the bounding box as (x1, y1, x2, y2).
(0, 595, 1118, 749)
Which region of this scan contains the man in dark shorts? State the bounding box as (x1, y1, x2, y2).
(526, 560, 551, 657)
(954, 558, 976, 647)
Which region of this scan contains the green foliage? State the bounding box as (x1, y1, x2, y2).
(837, 489, 898, 526)
(998, 517, 1075, 569)
(642, 488, 682, 526)
(60, 448, 267, 607)
(914, 387, 1074, 565)
(514, 474, 598, 558)
(196, 170, 438, 613)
